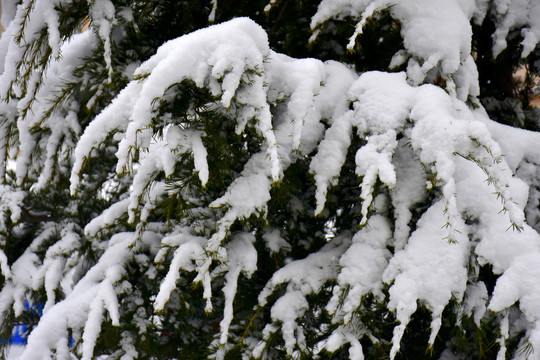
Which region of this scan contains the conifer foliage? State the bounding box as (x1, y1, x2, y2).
(2, 0, 540, 359)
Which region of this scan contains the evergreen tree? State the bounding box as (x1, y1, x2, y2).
(1, 1, 540, 359)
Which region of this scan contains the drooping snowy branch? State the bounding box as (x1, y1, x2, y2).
(15, 31, 96, 187)
(309, 0, 540, 103)
(491, 0, 540, 57)
(19, 231, 160, 360)
(311, 0, 480, 98)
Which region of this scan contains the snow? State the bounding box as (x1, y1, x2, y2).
(312, 0, 540, 100)
(326, 215, 391, 329)
(390, 141, 427, 250)
(18, 231, 160, 360)
(310, 111, 353, 215)
(70, 81, 143, 194)
(84, 199, 130, 237)
(216, 233, 257, 359)
(491, 0, 540, 57)
(461, 282, 488, 326)
(315, 0, 474, 84)
(5, 346, 25, 360)
(0, 1, 18, 74)
(383, 200, 469, 357)
(3, 4, 540, 360)
(154, 233, 206, 311)
(166, 126, 209, 185)
(262, 228, 291, 254)
(89, 0, 116, 82)
(6, 29, 96, 188)
(270, 290, 309, 355)
(0, 185, 24, 235)
(265, 55, 326, 151)
(115, 17, 278, 179)
(259, 236, 350, 308)
(325, 327, 365, 360)
(257, 236, 350, 354)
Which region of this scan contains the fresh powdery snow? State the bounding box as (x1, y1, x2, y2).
(3, 1, 540, 359)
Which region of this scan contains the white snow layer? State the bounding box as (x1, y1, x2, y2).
(311, 0, 540, 99)
(1, 4, 540, 359)
(18, 232, 160, 360)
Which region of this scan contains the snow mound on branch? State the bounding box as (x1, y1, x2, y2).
(255, 236, 350, 357)
(312, 0, 478, 98)
(70, 17, 278, 196)
(491, 0, 540, 57)
(120, 16, 278, 181)
(327, 216, 392, 323)
(383, 200, 469, 358)
(311, 0, 540, 88)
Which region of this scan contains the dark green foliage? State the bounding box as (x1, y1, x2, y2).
(473, 16, 540, 131)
